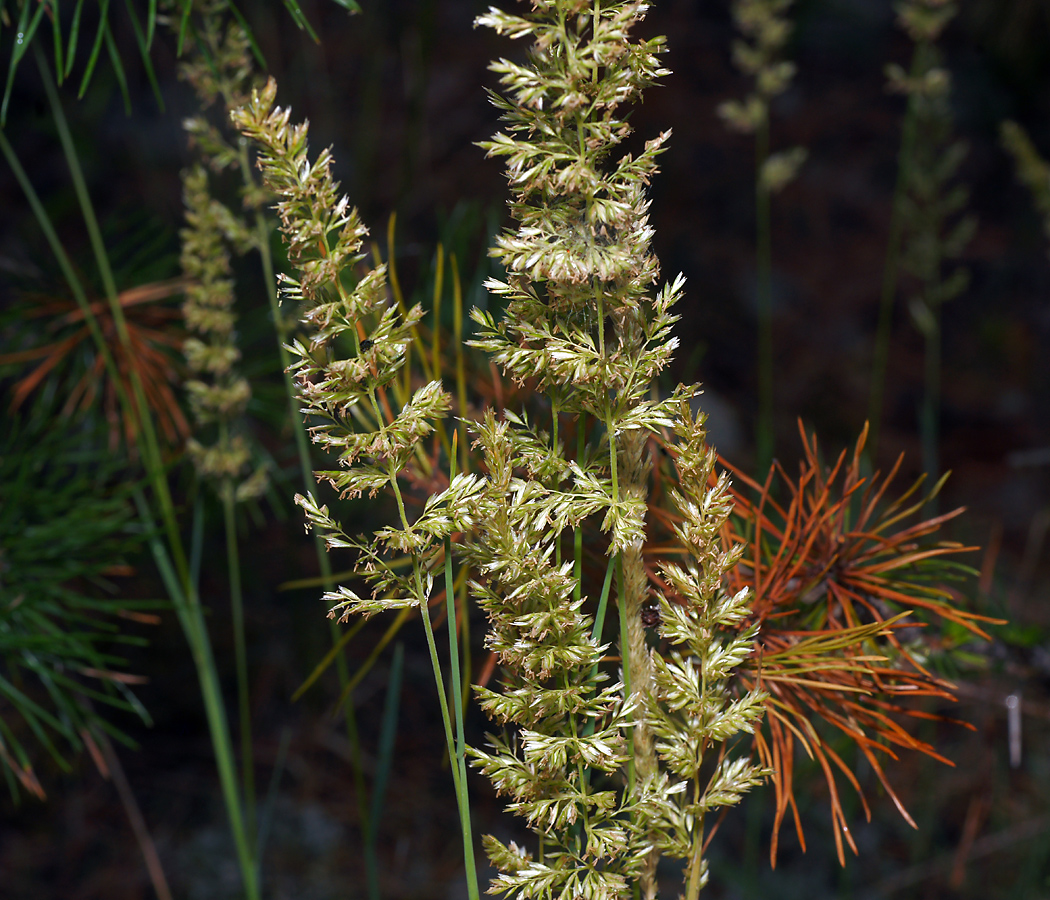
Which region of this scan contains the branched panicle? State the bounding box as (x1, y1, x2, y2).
(887, 0, 974, 317)
(1001, 120, 1050, 251)
(471, 4, 767, 898)
(232, 78, 375, 305)
(886, 0, 974, 481)
(466, 413, 649, 900)
(473, 1, 689, 421)
(181, 165, 263, 495)
(718, 0, 806, 193)
(232, 78, 455, 621)
(643, 406, 767, 886)
(230, 5, 768, 895)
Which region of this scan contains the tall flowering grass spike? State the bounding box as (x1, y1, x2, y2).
(887, 0, 975, 482)
(233, 76, 484, 898)
(472, 3, 768, 897)
(232, 76, 458, 610)
(234, 3, 769, 896)
(179, 3, 271, 501)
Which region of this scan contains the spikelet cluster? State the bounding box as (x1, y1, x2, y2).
(231, 78, 475, 616)
(718, 0, 806, 192)
(887, 0, 975, 338)
(471, 3, 767, 897)
(179, 4, 268, 500)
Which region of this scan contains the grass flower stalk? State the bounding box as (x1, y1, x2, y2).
(868, 0, 974, 470)
(469, 3, 768, 897)
(232, 78, 482, 900)
(178, 5, 388, 884)
(180, 160, 269, 843)
(21, 43, 260, 900)
(886, 0, 974, 485)
(719, 0, 806, 475)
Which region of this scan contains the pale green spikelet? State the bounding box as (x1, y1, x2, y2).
(178, 2, 274, 502)
(471, 3, 768, 898)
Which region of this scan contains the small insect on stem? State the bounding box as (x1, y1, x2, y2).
(640, 601, 661, 629)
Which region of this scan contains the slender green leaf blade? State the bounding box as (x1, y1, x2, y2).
(2, 0, 45, 125)
(176, 0, 191, 56)
(121, 0, 164, 111)
(103, 22, 130, 114)
(77, 0, 111, 99)
(65, 0, 85, 78)
(281, 0, 316, 41)
(50, 0, 65, 84)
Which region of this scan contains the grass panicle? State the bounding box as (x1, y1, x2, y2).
(719, 0, 806, 475)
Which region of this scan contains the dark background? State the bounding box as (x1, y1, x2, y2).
(1, 0, 1048, 897)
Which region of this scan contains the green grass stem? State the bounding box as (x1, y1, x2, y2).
(222, 478, 256, 843)
(233, 136, 378, 874)
(367, 641, 404, 900)
(755, 115, 774, 476)
(36, 51, 258, 899)
(615, 555, 634, 798)
(868, 44, 925, 462)
(921, 316, 941, 493)
(386, 470, 479, 900)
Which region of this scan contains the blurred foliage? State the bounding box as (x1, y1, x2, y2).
(0, 0, 361, 123)
(0, 402, 156, 800)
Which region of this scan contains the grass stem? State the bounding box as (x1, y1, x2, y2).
(755, 114, 774, 476)
(868, 44, 925, 461)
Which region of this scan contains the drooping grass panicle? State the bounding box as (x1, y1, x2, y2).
(232, 75, 482, 900)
